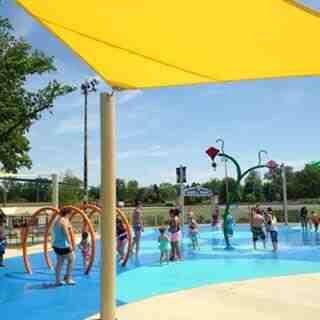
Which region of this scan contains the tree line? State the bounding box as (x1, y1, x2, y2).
(1, 164, 320, 206)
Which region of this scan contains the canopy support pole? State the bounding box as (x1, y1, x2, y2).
(51, 173, 59, 208)
(281, 163, 289, 225)
(100, 92, 116, 320)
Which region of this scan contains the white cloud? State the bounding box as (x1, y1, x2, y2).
(118, 145, 170, 160)
(55, 113, 100, 135)
(284, 160, 307, 171)
(118, 90, 143, 105)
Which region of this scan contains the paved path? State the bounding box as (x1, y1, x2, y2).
(88, 273, 320, 320)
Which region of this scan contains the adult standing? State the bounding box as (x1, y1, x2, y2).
(168, 208, 181, 261)
(250, 206, 266, 250)
(300, 206, 308, 231)
(131, 200, 144, 259)
(52, 207, 76, 286)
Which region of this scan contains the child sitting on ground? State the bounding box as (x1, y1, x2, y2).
(158, 227, 169, 264)
(0, 220, 7, 267)
(79, 231, 91, 269)
(189, 218, 200, 250)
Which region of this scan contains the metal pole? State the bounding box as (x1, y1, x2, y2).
(3, 186, 7, 207)
(281, 163, 288, 225)
(100, 92, 116, 320)
(84, 92, 89, 202)
(51, 174, 59, 208)
(36, 180, 40, 203)
(179, 168, 185, 234)
(216, 139, 229, 206)
(224, 159, 229, 205)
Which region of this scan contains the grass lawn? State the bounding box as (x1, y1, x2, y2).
(122, 205, 319, 226)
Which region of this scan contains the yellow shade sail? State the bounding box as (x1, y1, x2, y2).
(17, 0, 320, 89)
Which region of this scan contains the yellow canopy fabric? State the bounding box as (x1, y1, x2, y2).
(17, 0, 320, 89)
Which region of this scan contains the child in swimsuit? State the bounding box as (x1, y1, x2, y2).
(265, 208, 278, 251)
(116, 217, 128, 263)
(158, 227, 169, 264)
(131, 201, 143, 258)
(168, 209, 181, 261)
(251, 208, 266, 250)
(0, 221, 7, 267)
(189, 218, 199, 250)
(211, 208, 219, 228)
(79, 231, 91, 269)
(224, 212, 235, 237)
(311, 212, 319, 232)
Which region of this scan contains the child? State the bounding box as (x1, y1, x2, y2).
(250, 207, 266, 250)
(264, 208, 272, 239)
(224, 211, 235, 248)
(131, 201, 144, 259)
(211, 207, 220, 228)
(168, 209, 181, 261)
(311, 212, 319, 232)
(265, 209, 278, 252)
(158, 227, 169, 264)
(0, 220, 6, 267)
(189, 218, 199, 250)
(79, 231, 91, 269)
(116, 217, 128, 263)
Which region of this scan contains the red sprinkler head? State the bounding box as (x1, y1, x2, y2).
(206, 147, 220, 170)
(266, 160, 278, 175)
(206, 147, 220, 160)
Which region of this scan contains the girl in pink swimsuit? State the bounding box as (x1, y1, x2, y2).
(79, 231, 91, 269)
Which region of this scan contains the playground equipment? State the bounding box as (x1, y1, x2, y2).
(72, 203, 132, 267)
(206, 145, 278, 248)
(21, 206, 96, 275)
(21, 204, 132, 275)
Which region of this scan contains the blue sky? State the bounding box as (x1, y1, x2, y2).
(2, 1, 320, 186)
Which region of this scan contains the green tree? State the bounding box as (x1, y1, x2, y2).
(294, 165, 320, 199)
(116, 179, 126, 201)
(136, 187, 147, 203)
(59, 171, 84, 205)
(264, 165, 295, 200)
(126, 180, 139, 204)
(243, 171, 264, 202)
(202, 179, 222, 194)
(88, 186, 100, 201)
(159, 183, 177, 202)
(0, 17, 75, 172)
(219, 177, 237, 204)
(262, 182, 277, 202)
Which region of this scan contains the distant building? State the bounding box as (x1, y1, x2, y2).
(0, 203, 51, 229)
